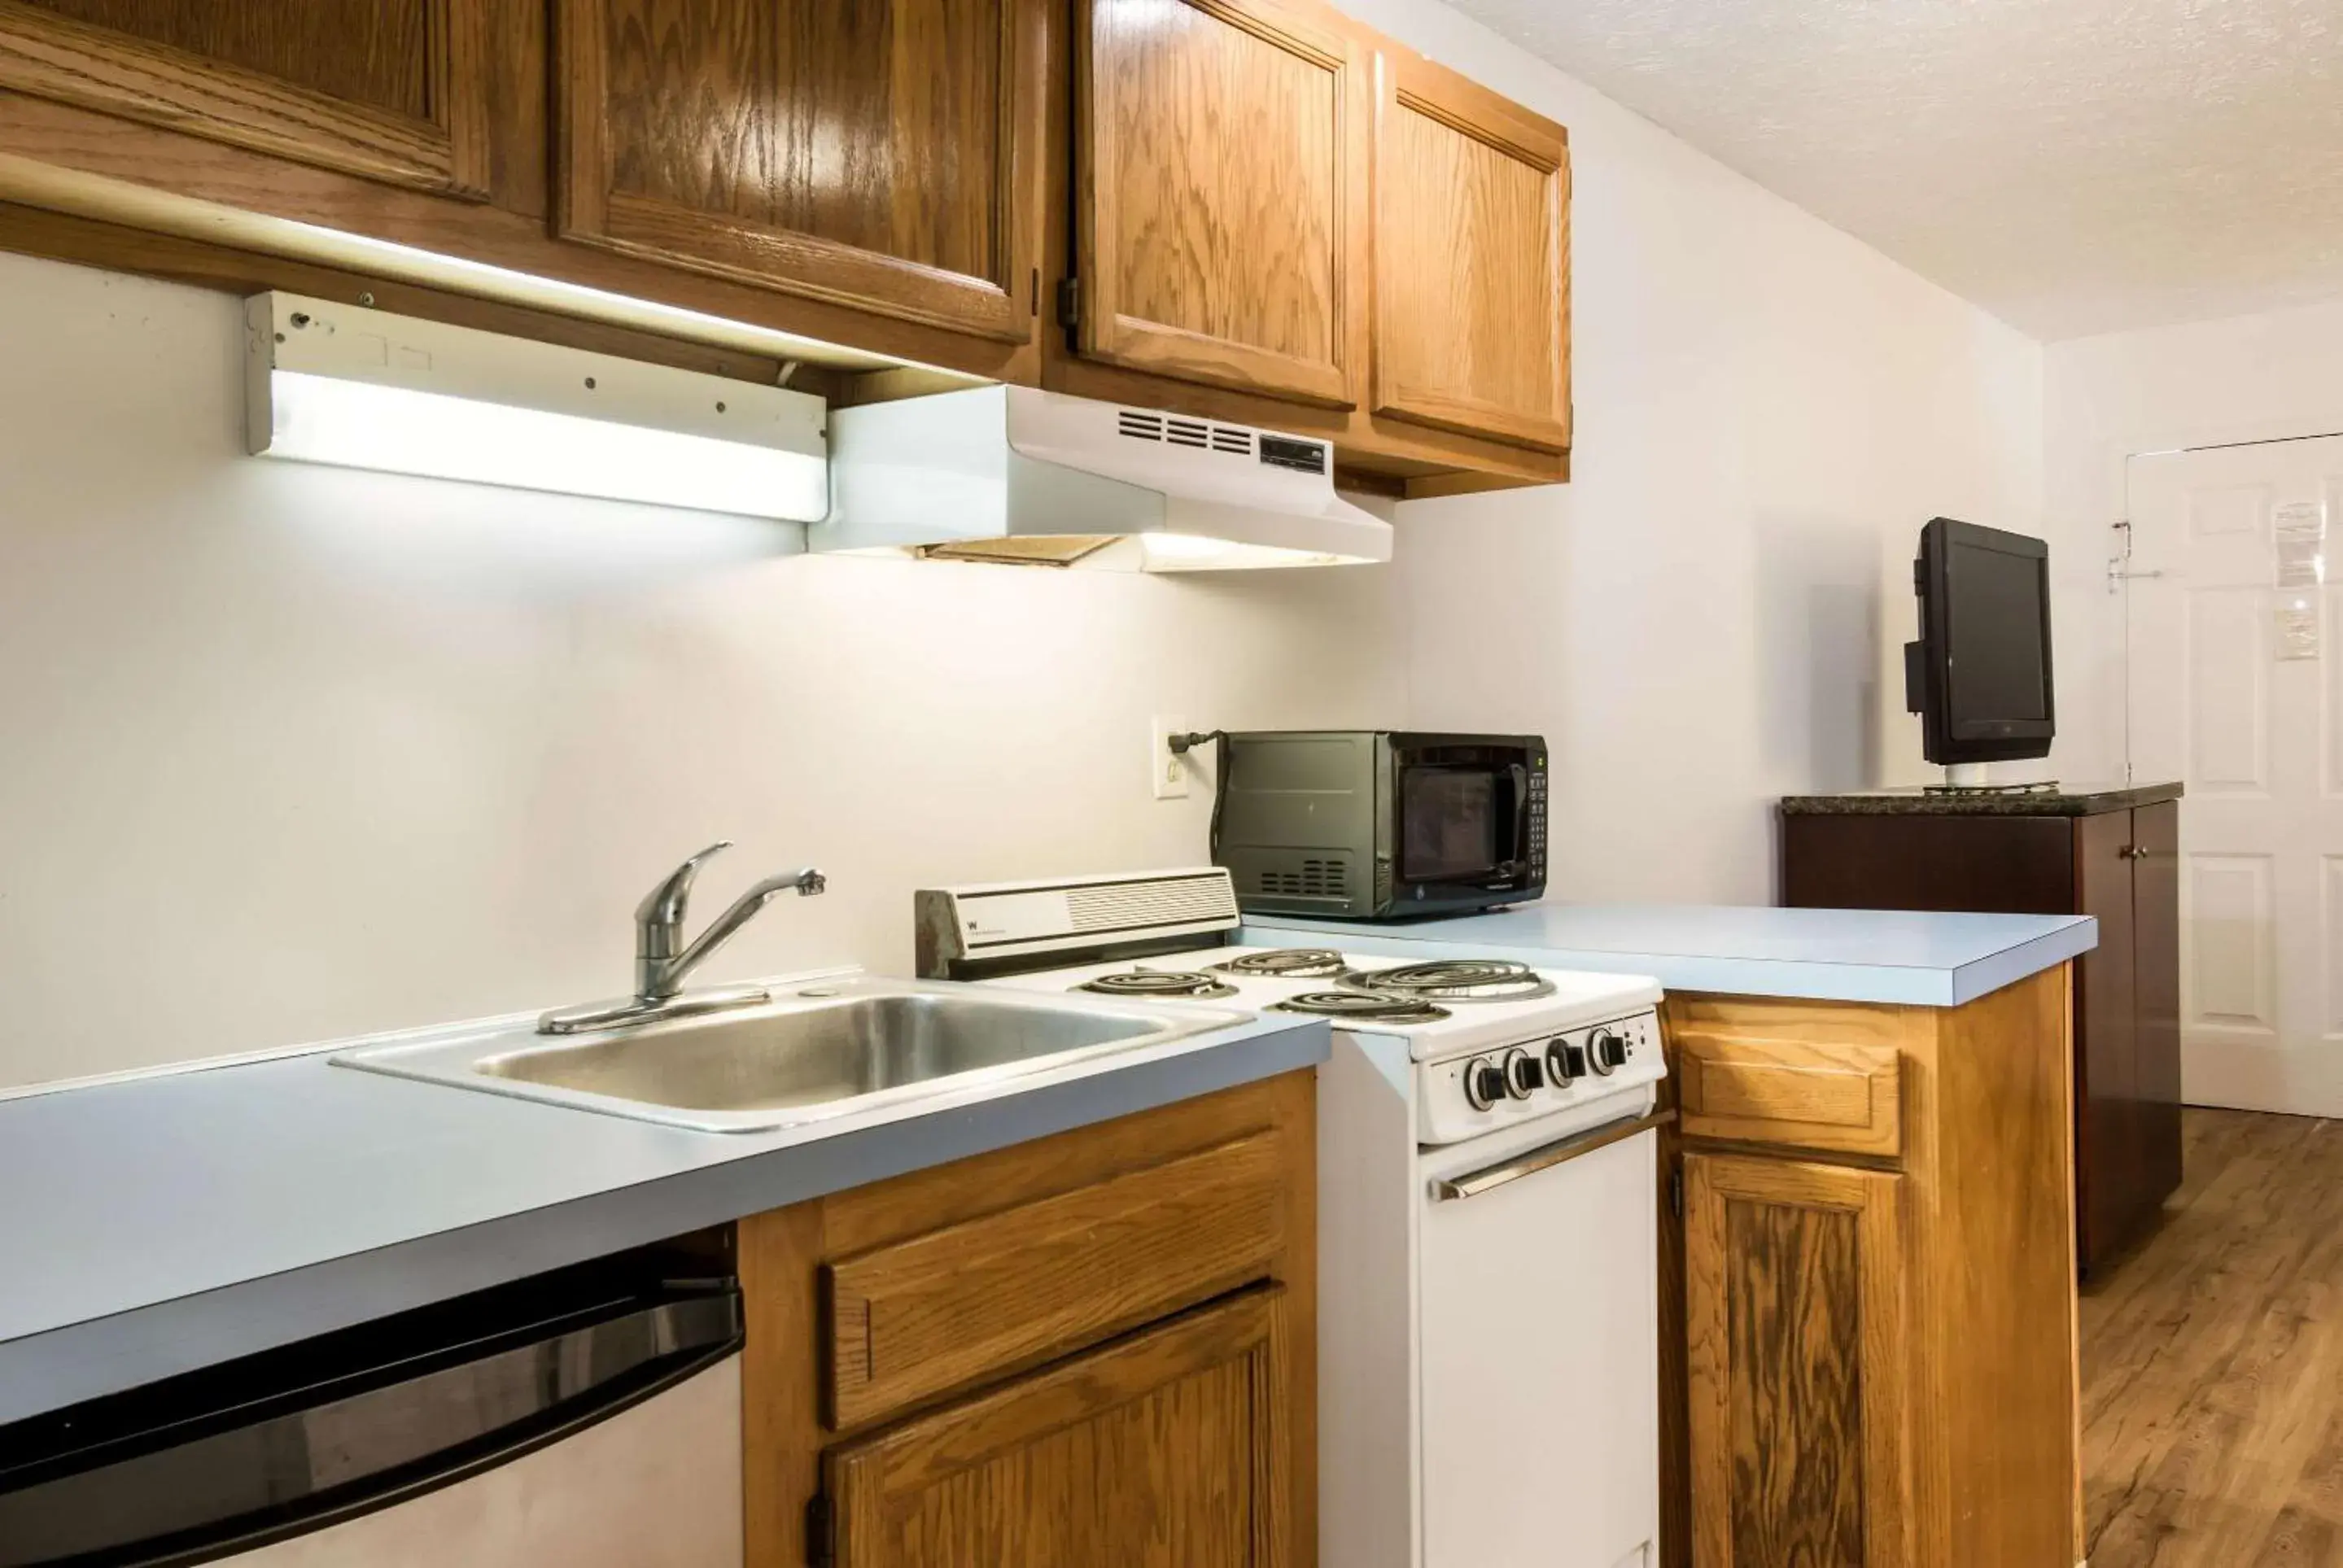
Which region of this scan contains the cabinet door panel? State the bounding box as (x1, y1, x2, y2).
(1372, 51, 1568, 452)
(1076, 0, 1365, 407)
(825, 1288, 1288, 1568)
(2131, 801, 2183, 1212)
(0, 0, 490, 193)
(561, 0, 1044, 342)
(2074, 810, 2140, 1273)
(1685, 1153, 1907, 1568)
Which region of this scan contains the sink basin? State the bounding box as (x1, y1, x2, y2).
(334, 976, 1251, 1133)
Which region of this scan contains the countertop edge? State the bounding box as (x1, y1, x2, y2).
(0, 1018, 1329, 1426)
(1779, 781, 2185, 816)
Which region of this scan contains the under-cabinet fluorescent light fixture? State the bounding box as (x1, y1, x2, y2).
(243, 292, 828, 521)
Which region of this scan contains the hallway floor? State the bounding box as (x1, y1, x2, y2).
(2082, 1107, 2343, 1566)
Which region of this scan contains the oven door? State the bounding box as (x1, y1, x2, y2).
(1417, 1123, 1659, 1568)
(1387, 736, 1546, 912)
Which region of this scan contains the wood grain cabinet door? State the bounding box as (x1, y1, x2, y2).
(0, 0, 492, 194)
(1370, 49, 1569, 452)
(558, 0, 1047, 343)
(1073, 0, 1368, 408)
(822, 1287, 1291, 1568)
(1684, 1152, 1908, 1568)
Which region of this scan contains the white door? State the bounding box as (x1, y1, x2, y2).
(2127, 436, 2343, 1115)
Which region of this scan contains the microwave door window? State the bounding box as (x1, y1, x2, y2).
(1402, 768, 1502, 881)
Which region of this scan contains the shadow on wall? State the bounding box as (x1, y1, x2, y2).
(1755, 516, 1881, 794)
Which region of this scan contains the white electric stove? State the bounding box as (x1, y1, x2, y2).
(916, 868, 1664, 1568)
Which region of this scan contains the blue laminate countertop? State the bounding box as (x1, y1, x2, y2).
(0, 993, 1327, 1426)
(1246, 903, 2096, 1007)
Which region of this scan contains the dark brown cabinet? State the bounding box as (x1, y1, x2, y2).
(0, 0, 494, 195)
(1780, 785, 2184, 1274)
(557, 0, 1049, 343)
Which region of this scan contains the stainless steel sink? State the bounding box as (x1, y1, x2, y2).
(334, 976, 1250, 1133)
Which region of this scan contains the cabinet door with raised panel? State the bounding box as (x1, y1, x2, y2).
(0, 0, 492, 194)
(821, 1288, 1290, 1568)
(558, 0, 1047, 343)
(1074, 0, 1367, 408)
(1684, 1152, 1908, 1568)
(1371, 48, 1569, 452)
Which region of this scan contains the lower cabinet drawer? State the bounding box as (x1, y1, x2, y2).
(820, 1130, 1287, 1429)
(1676, 1031, 1904, 1158)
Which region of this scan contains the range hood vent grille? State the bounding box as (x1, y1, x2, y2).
(1116, 409, 1257, 459)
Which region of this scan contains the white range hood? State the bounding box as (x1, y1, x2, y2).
(816, 385, 1392, 570)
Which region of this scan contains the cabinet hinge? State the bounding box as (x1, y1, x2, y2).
(806, 1492, 835, 1568)
(1056, 275, 1082, 332)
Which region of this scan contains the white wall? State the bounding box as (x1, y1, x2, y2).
(1349, 0, 2048, 903)
(2045, 299, 2343, 784)
(0, 0, 2054, 1091)
(0, 252, 1401, 1091)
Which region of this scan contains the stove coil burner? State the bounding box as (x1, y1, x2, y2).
(1273, 990, 1453, 1024)
(1343, 959, 1556, 1002)
(1212, 948, 1349, 979)
(1074, 968, 1239, 1001)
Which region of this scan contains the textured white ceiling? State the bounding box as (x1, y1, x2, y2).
(1445, 0, 2343, 339)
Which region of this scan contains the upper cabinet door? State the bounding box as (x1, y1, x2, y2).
(1074, 0, 1368, 408)
(558, 0, 1047, 343)
(0, 0, 492, 195)
(1372, 50, 1570, 453)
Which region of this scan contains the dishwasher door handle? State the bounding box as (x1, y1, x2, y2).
(1431, 1109, 1674, 1201)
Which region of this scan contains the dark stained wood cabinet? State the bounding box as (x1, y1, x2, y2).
(1072, 0, 1368, 407)
(0, 0, 493, 194)
(1779, 785, 2185, 1276)
(1370, 47, 1569, 453)
(557, 0, 1049, 342)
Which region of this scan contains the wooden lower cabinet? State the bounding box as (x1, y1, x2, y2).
(1684, 1154, 1907, 1567)
(823, 1288, 1287, 1566)
(741, 1070, 1314, 1568)
(1661, 971, 2081, 1568)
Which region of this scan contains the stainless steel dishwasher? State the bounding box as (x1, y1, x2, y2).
(0, 1246, 745, 1567)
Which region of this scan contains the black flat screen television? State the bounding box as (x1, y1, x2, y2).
(1904, 518, 2055, 766)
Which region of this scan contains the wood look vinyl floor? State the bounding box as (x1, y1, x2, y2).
(2081, 1107, 2343, 1566)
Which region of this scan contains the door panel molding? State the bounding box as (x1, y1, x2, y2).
(0, 0, 491, 194)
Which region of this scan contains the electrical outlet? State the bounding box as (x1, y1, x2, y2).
(1151, 714, 1192, 800)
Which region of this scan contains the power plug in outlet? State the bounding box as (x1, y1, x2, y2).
(1151, 714, 1192, 800)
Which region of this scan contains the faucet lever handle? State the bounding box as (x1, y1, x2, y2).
(635, 841, 734, 949)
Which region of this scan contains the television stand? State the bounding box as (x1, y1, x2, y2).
(1921, 775, 2061, 797)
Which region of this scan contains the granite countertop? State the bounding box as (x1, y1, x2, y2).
(1779, 782, 2183, 816)
(1246, 902, 2096, 1007)
(0, 985, 1328, 1426)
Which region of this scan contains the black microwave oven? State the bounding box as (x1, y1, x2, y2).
(1211, 731, 1546, 919)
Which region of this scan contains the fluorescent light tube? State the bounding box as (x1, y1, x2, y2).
(245, 293, 828, 522)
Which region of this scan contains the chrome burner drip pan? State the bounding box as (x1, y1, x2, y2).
(1212, 948, 1349, 979)
(1074, 968, 1240, 1001)
(1342, 959, 1556, 1003)
(1273, 990, 1453, 1024)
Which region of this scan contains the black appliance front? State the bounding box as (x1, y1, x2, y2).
(1212, 731, 1546, 919)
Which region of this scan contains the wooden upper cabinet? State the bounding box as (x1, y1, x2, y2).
(1073, 0, 1368, 408)
(557, 0, 1047, 343)
(1371, 49, 1570, 452)
(823, 1288, 1290, 1568)
(0, 0, 492, 195)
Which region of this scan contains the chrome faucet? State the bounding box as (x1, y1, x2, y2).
(540, 841, 826, 1034)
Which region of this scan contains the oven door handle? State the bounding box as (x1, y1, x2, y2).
(1430, 1109, 1674, 1202)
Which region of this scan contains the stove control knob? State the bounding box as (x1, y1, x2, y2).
(1502, 1046, 1543, 1098)
(1589, 1030, 1629, 1075)
(1463, 1057, 1508, 1112)
(1545, 1039, 1587, 1084)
